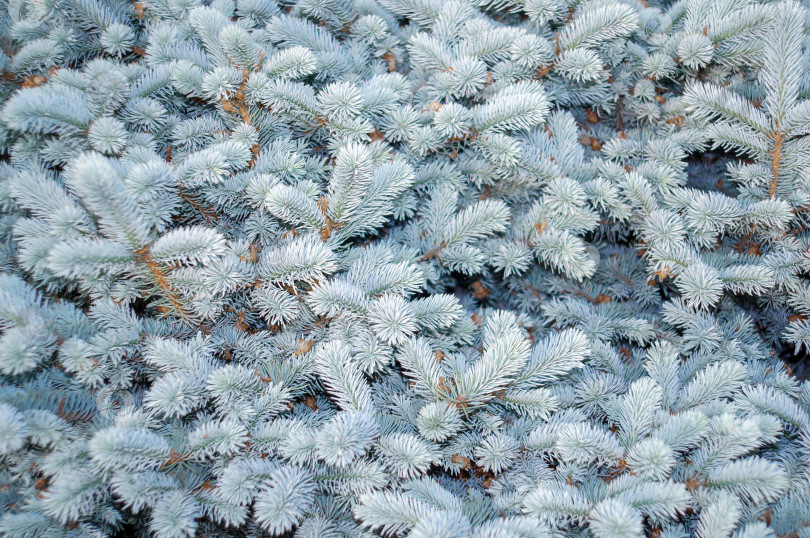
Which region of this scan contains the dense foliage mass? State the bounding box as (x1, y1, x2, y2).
(1, 0, 810, 535)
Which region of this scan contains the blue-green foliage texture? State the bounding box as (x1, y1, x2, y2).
(1, 0, 810, 535)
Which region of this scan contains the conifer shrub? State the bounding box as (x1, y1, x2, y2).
(0, 0, 809, 536)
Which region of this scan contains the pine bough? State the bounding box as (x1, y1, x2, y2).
(0, 0, 809, 536)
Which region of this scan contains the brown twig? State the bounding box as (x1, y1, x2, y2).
(135, 246, 194, 323)
(769, 129, 784, 199)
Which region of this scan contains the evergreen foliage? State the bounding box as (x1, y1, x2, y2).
(0, 0, 809, 536)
